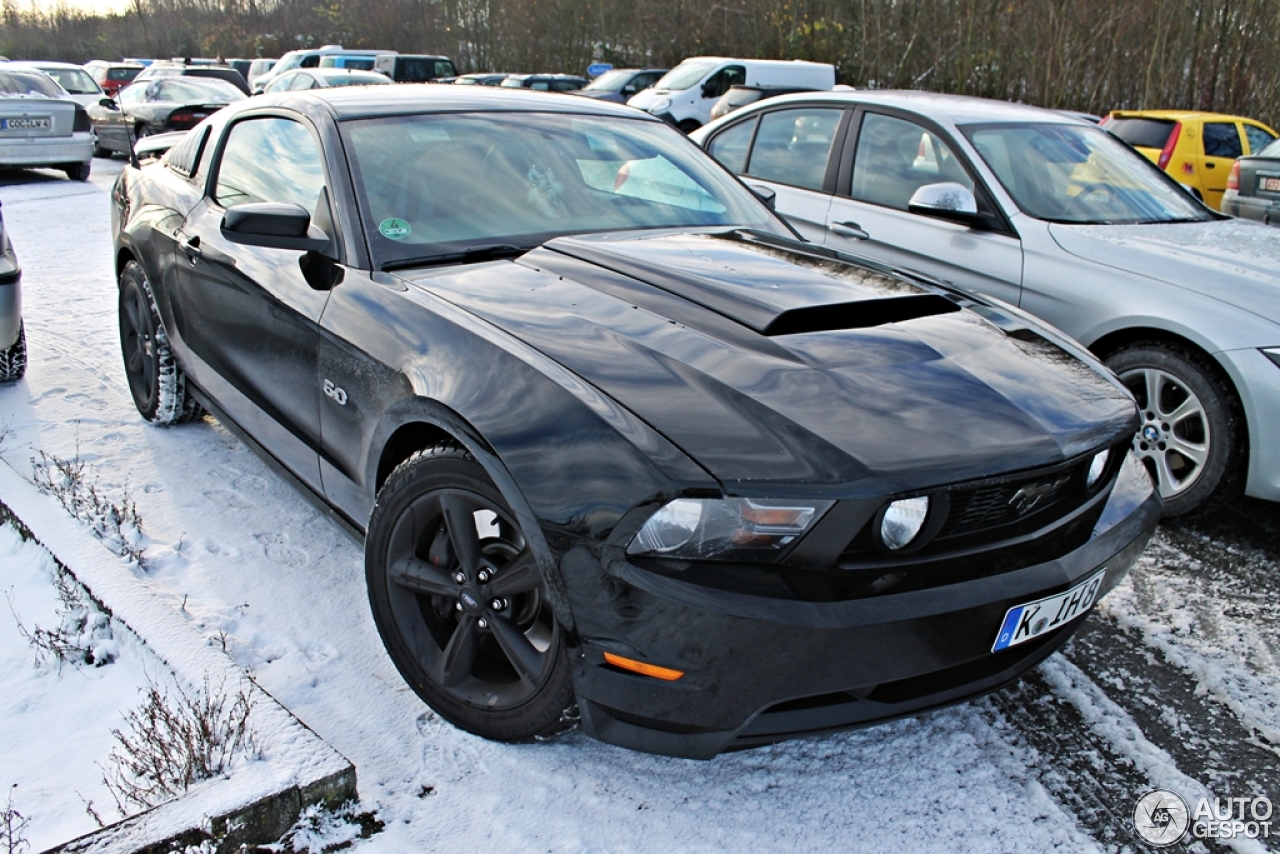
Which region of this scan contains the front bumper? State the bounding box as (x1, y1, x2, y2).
(1219, 346, 1280, 501)
(0, 135, 94, 168)
(562, 456, 1162, 759)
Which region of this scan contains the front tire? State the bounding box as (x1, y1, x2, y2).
(365, 443, 574, 741)
(117, 261, 202, 425)
(0, 322, 26, 382)
(1106, 342, 1240, 515)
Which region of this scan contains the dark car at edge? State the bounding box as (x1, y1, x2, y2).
(110, 86, 1160, 759)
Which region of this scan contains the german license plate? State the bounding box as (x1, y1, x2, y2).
(0, 117, 51, 130)
(1261, 177, 1280, 193)
(992, 570, 1104, 652)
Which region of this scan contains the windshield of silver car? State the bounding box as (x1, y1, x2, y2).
(343, 111, 781, 268)
(962, 122, 1212, 224)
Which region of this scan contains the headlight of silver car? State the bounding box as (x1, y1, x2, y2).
(627, 497, 834, 560)
(1262, 347, 1280, 370)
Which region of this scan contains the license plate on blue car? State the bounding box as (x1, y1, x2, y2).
(992, 570, 1105, 652)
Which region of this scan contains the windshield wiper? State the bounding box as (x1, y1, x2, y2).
(382, 243, 530, 272)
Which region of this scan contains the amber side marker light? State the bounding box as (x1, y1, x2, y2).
(602, 652, 685, 681)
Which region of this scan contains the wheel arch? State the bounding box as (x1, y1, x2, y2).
(364, 397, 579, 633)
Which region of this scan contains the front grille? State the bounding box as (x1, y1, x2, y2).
(937, 470, 1075, 538)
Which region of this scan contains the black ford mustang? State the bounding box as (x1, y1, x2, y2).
(111, 86, 1160, 758)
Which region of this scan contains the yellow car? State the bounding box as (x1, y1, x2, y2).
(1102, 109, 1277, 211)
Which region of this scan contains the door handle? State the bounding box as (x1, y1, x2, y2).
(1205, 162, 1216, 169)
(180, 236, 203, 262)
(828, 220, 870, 240)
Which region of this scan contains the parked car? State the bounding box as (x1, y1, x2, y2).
(84, 61, 145, 97)
(710, 84, 827, 122)
(90, 77, 245, 156)
(261, 68, 392, 94)
(226, 59, 253, 81)
(0, 69, 93, 180)
(1102, 110, 1278, 211)
(628, 57, 835, 132)
(693, 90, 1280, 515)
(251, 46, 395, 93)
(1222, 136, 1280, 226)
(5, 61, 104, 107)
(111, 85, 1159, 758)
(498, 73, 587, 92)
(568, 67, 666, 103)
(0, 199, 23, 382)
(372, 54, 457, 83)
(133, 62, 251, 96)
(245, 58, 277, 89)
(451, 72, 510, 86)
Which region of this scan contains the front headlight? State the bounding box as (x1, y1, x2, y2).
(627, 497, 834, 561)
(648, 97, 672, 114)
(1263, 347, 1280, 370)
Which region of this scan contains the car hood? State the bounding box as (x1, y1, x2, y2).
(402, 231, 1137, 493)
(1049, 220, 1280, 324)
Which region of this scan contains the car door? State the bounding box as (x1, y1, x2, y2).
(171, 113, 332, 489)
(705, 105, 848, 242)
(1198, 120, 1244, 210)
(823, 109, 1024, 306)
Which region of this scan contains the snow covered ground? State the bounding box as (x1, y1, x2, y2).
(1, 158, 1276, 852)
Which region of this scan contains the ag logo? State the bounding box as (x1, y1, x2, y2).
(323, 379, 348, 406)
(1134, 789, 1190, 847)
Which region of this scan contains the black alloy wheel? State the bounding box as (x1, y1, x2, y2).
(117, 261, 201, 425)
(366, 443, 574, 740)
(1106, 342, 1240, 516)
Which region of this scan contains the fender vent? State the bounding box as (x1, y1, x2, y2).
(762, 294, 959, 336)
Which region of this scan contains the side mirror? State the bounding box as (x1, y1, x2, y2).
(99, 97, 119, 110)
(907, 182, 981, 225)
(621, 84, 636, 96)
(221, 203, 333, 255)
(748, 184, 777, 210)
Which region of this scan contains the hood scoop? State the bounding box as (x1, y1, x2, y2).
(547, 231, 954, 335)
(763, 295, 958, 336)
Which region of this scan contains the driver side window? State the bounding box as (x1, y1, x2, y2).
(214, 117, 326, 216)
(703, 65, 745, 99)
(851, 113, 973, 211)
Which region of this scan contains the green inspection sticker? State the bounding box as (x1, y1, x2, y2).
(379, 218, 411, 240)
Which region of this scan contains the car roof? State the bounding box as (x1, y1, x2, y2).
(279, 83, 653, 120)
(1108, 108, 1266, 124)
(734, 89, 1081, 126)
(7, 60, 83, 70)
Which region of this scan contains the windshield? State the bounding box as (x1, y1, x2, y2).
(153, 79, 246, 103)
(584, 70, 631, 92)
(654, 60, 718, 92)
(962, 122, 1212, 224)
(37, 67, 100, 94)
(343, 111, 781, 269)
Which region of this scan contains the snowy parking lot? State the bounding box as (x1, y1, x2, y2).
(1, 157, 1277, 852)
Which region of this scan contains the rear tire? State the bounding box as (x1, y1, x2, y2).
(63, 161, 91, 181)
(1105, 342, 1240, 516)
(0, 322, 26, 382)
(117, 261, 202, 425)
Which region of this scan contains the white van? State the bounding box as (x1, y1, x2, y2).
(627, 57, 835, 131)
(251, 45, 396, 93)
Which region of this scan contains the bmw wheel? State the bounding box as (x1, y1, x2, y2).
(117, 261, 202, 425)
(366, 443, 574, 740)
(1106, 343, 1239, 515)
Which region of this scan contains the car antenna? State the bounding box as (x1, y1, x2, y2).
(123, 121, 141, 169)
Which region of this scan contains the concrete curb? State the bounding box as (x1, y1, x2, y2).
(0, 462, 358, 853)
